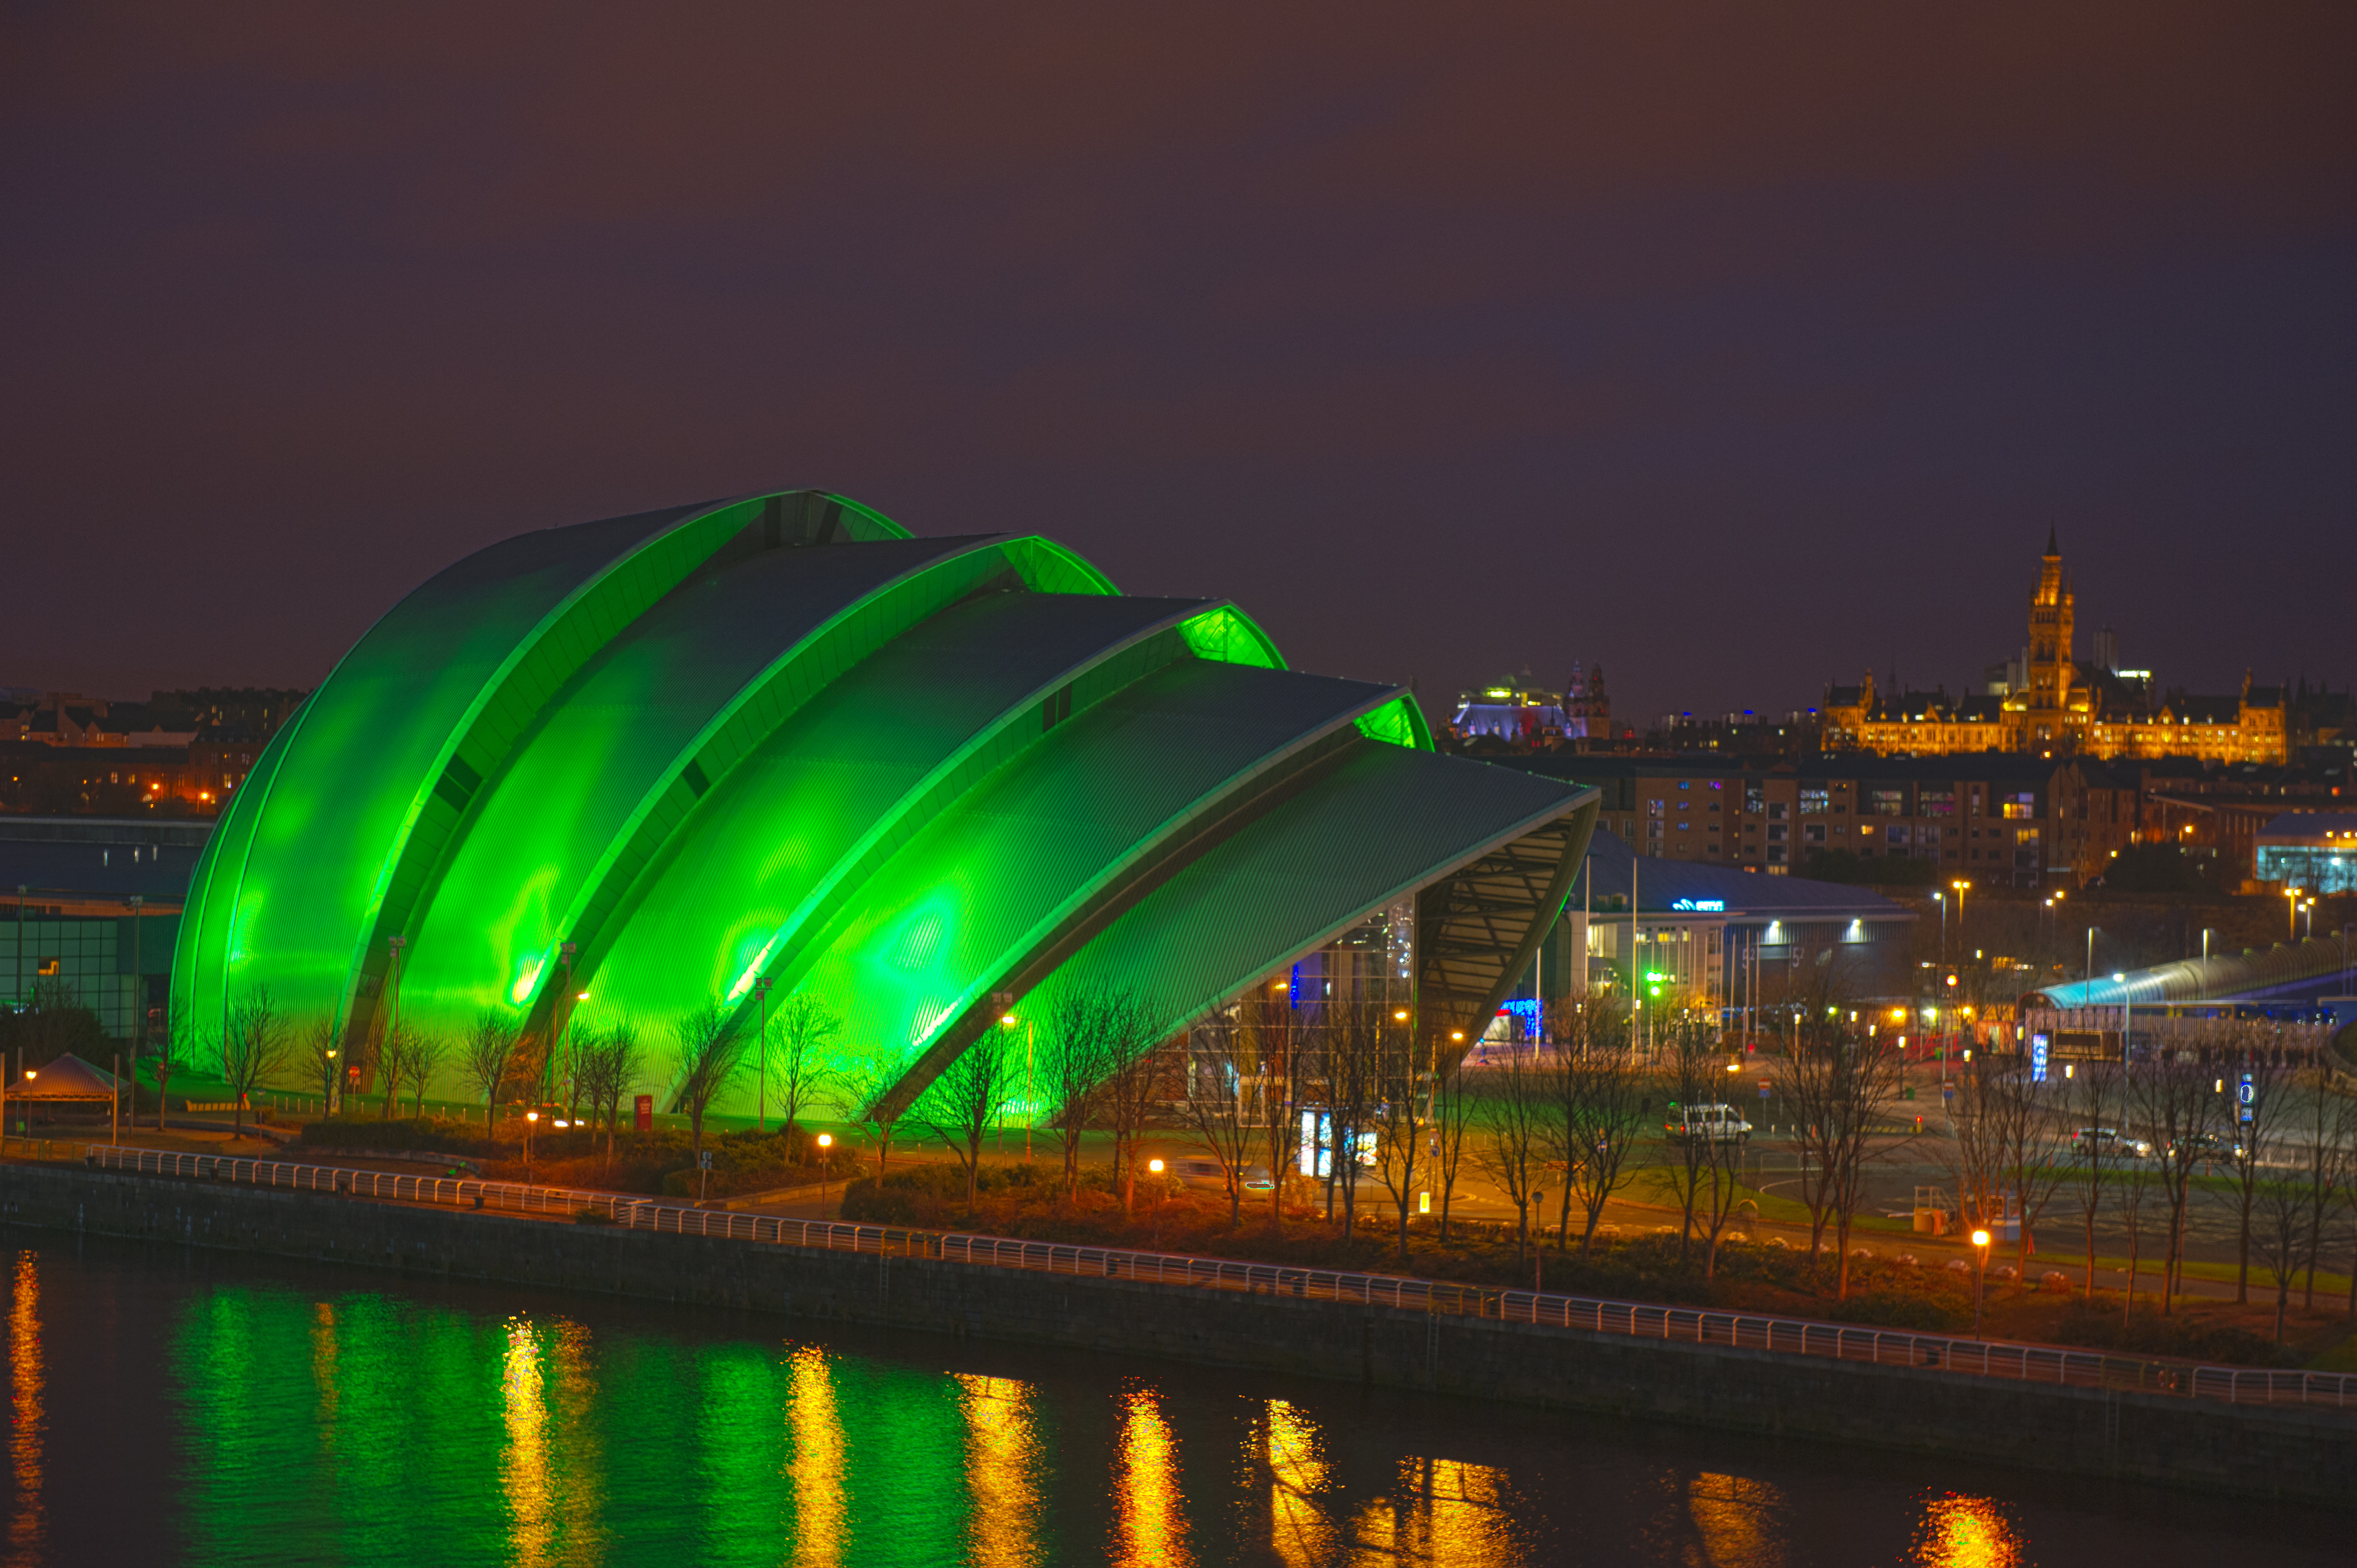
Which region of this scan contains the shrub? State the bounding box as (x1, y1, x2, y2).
(295, 1118, 491, 1157)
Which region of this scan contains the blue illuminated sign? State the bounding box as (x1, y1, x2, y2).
(1669, 898, 1725, 912)
(2031, 1034, 2048, 1083)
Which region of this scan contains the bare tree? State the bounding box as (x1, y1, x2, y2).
(464, 1010, 524, 1136)
(2115, 1140, 2158, 1322)
(1321, 1002, 1389, 1243)
(1470, 1047, 1546, 1261)
(1650, 1017, 1722, 1269)
(1045, 988, 1117, 1201)
(1180, 1001, 1264, 1229)
(914, 1023, 1020, 1211)
(300, 1013, 343, 1111)
(1649, 1017, 1752, 1279)
(2059, 1059, 2126, 1301)
(1555, 1002, 1645, 1253)
(1090, 990, 1167, 1216)
(1249, 985, 1316, 1233)
(2254, 1105, 2312, 1343)
(2002, 1070, 2074, 1283)
(763, 991, 843, 1140)
(1369, 1072, 1425, 1264)
(1941, 1060, 2011, 1250)
(1783, 1012, 1906, 1299)
(2136, 1055, 2220, 1314)
(668, 1001, 749, 1170)
(1428, 1059, 1476, 1242)
(836, 1058, 905, 1185)
(575, 1023, 644, 1167)
(156, 1008, 194, 1130)
(2225, 1056, 2293, 1303)
(397, 1025, 447, 1120)
(219, 985, 292, 1141)
(2289, 1074, 2353, 1312)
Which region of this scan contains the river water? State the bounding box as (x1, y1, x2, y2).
(0, 1230, 2339, 1566)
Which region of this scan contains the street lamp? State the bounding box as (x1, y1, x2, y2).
(2285, 886, 2302, 941)
(1147, 1157, 1167, 1247)
(1971, 1227, 1991, 1337)
(753, 975, 773, 1133)
(1950, 879, 1969, 957)
(526, 1110, 538, 1171)
(816, 1132, 834, 1212)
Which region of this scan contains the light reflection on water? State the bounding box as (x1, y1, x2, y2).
(955, 1373, 1042, 1566)
(1912, 1493, 2026, 1568)
(0, 1235, 2343, 1566)
(8, 1252, 44, 1566)
(785, 1346, 843, 1568)
(1114, 1384, 1190, 1567)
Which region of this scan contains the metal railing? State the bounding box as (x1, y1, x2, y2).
(78, 1145, 2357, 1413)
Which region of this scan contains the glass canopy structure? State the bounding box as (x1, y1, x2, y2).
(173, 492, 1597, 1120)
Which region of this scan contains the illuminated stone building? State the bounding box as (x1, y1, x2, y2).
(1823, 533, 2289, 763)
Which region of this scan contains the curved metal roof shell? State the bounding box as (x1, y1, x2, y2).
(2024, 936, 2355, 1011)
(175, 492, 1596, 1120)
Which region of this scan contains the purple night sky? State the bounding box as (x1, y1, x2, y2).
(4, 4, 2350, 724)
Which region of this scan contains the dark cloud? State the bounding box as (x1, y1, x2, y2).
(3, 3, 2350, 717)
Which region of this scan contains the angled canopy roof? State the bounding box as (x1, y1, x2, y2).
(175, 492, 1595, 1120)
(11, 1053, 119, 1101)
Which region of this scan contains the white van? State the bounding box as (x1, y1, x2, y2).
(1664, 1104, 1752, 1143)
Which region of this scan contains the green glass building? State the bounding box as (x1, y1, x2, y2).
(172, 492, 1596, 1118)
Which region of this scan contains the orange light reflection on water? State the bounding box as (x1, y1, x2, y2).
(8, 1252, 43, 1564)
(503, 1317, 553, 1567)
(1262, 1399, 1335, 1567)
(1352, 1456, 1517, 1566)
(956, 1373, 1041, 1566)
(1687, 1472, 1787, 1568)
(501, 1314, 601, 1568)
(1913, 1493, 2025, 1568)
(1113, 1385, 1190, 1567)
(787, 1346, 844, 1568)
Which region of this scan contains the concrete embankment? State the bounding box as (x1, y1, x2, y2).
(6, 1162, 2353, 1506)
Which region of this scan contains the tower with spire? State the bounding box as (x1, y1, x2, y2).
(2021, 527, 2078, 743)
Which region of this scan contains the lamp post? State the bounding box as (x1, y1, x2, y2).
(1147, 1157, 1166, 1247)
(127, 893, 143, 1126)
(754, 976, 772, 1133)
(1950, 879, 1969, 962)
(1935, 891, 1946, 966)
(816, 1132, 834, 1213)
(2285, 886, 2301, 941)
(2086, 926, 2097, 985)
(1971, 1227, 1991, 1337)
(526, 1110, 538, 1173)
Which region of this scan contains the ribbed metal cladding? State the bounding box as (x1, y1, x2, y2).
(177, 489, 1597, 1123)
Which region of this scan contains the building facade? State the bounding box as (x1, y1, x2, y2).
(1505, 754, 2085, 887)
(1822, 533, 2290, 763)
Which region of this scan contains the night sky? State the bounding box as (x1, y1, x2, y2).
(5, 4, 2351, 727)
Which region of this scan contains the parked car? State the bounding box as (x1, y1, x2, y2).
(2069, 1126, 2153, 1161)
(1164, 1157, 1274, 1193)
(2166, 1131, 2246, 1164)
(1664, 1104, 1751, 1143)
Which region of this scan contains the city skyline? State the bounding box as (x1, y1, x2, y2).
(4, 6, 2353, 726)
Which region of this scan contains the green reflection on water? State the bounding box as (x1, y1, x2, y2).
(169, 1286, 1006, 1568)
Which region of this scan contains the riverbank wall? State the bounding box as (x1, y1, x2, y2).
(7, 1162, 2353, 1506)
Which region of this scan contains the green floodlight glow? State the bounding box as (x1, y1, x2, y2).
(178, 491, 1591, 1122)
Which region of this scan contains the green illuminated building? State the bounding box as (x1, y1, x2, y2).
(172, 492, 1596, 1119)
